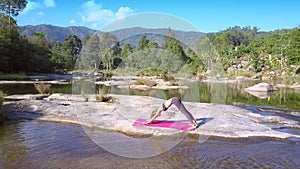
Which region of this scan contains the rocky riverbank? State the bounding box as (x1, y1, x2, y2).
(3, 94, 300, 139)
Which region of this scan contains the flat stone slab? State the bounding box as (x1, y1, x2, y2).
(246, 82, 277, 92)
(3, 94, 300, 139)
(290, 84, 300, 90)
(0, 80, 69, 84)
(4, 94, 48, 101)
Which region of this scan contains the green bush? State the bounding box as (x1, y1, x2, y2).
(95, 88, 113, 102)
(138, 68, 166, 76)
(160, 73, 175, 82)
(0, 73, 30, 80)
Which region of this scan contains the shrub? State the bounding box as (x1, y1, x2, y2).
(95, 88, 113, 102)
(34, 83, 52, 94)
(160, 73, 175, 82)
(138, 68, 166, 76)
(0, 73, 30, 80)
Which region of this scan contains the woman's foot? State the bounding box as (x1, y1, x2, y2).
(191, 121, 198, 130)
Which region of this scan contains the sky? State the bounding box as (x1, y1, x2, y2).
(15, 0, 300, 33)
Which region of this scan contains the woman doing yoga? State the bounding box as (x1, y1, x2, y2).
(146, 97, 198, 129)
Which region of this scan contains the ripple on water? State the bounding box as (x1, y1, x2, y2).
(0, 120, 300, 168)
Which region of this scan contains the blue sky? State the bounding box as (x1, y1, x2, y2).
(16, 0, 300, 32)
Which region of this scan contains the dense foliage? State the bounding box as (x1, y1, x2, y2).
(0, 2, 299, 75)
(207, 26, 300, 74)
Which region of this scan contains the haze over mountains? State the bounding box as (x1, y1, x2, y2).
(19, 24, 203, 46)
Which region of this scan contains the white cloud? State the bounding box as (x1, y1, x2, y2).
(43, 0, 55, 7)
(70, 19, 76, 25)
(115, 7, 133, 19)
(20, 0, 54, 15)
(79, 0, 133, 29)
(21, 1, 41, 14)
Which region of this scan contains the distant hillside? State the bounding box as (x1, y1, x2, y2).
(19, 24, 97, 42)
(19, 24, 204, 45)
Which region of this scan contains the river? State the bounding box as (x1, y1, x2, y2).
(1, 80, 299, 168)
(0, 120, 299, 168)
(1, 80, 299, 110)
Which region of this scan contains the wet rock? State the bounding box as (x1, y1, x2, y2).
(244, 90, 273, 99)
(246, 82, 277, 92)
(295, 66, 300, 74)
(275, 84, 288, 88)
(290, 84, 300, 90)
(4, 94, 49, 101)
(247, 65, 254, 72)
(3, 94, 300, 139)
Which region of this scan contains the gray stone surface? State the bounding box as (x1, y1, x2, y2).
(246, 82, 277, 92)
(3, 94, 300, 139)
(4, 94, 48, 101)
(0, 80, 69, 84)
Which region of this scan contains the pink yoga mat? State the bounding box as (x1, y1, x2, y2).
(133, 119, 193, 131)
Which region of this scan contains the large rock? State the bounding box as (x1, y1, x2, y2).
(244, 90, 273, 99)
(246, 82, 277, 92)
(4, 94, 49, 101)
(3, 94, 300, 139)
(290, 84, 300, 90)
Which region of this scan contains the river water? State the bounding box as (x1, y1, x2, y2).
(1, 80, 299, 110)
(0, 120, 299, 168)
(1, 80, 299, 168)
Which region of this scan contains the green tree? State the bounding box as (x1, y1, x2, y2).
(99, 32, 120, 71)
(148, 41, 159, 48)
(77, 34, 100, 70)
(27, 32, 52, 72)
(137, 35, 149, 50)
(286, 28, 300, 65)
(50, 43, 71, 73)
(0, 13, 27, 72)
(121, 42, 133, 60)
(61, 35, 82, 68)
(163, 27, 175, 48)
(0, 0, 27, 30)
(163, 28, 188, 62)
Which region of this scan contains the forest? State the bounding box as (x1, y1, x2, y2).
(0, 0, 299, 76)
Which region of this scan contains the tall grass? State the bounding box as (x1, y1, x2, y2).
(34, 83, 52, 94)
(95, 88, 113, 102)
(0, 73, 30, 80)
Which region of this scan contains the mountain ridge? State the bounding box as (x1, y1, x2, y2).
(19, 24, 204, 45)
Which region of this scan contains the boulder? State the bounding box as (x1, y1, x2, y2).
(246, 82, 277, 92)
(244, 90, 273, 99)
(296, 66, 300, 74)
(290, 84, 300, 90)
(3, 94, 300, 139)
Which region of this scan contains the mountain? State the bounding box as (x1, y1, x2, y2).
(19, 24, 204, 45)
(19, 24, 97, 42)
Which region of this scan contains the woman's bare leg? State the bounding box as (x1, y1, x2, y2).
(147, 97, 198, 127)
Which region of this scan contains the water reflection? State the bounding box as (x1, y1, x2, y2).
(1, 80, 299, 110)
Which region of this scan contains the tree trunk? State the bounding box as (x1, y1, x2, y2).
(8, 1, 11, 31)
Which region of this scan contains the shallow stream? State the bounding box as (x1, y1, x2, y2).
(0, 120, 299, 168)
